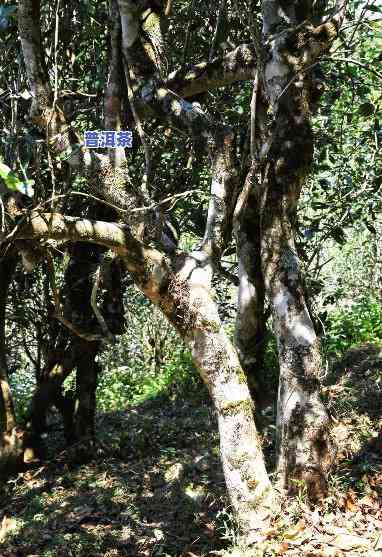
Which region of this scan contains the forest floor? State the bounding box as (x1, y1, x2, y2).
(0, 343, 381, 557)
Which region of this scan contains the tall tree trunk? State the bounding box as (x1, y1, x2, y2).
(28, 347, 76, 438)
(161, 253, 277, 538)
(258, 0, 345, 499)
(261, 194, 335, 499)
(73, 340, 99, 441)
(374, 221, 382, 305)
(17, 0, 278, 538)
(0, 254, 40, 472)
(0, 255, 17, 433)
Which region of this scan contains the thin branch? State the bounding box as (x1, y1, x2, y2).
(123, 58, 152, 200)
(53, 0, 60, 107)
(35, 188, 203, 215)
(250, 73, 259, 161)
(183, 0, 197, 65)
(46, 251, 105, 343)
(209, 0, 226, 61)
(90, 259, 115, 344)
(329, 56, 382, 80)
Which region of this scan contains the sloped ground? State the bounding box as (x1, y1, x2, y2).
(0, 344, 381, 557)
(253, 343, 382, 557)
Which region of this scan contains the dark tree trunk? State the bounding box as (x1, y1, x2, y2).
(28, 348, 76, 438)
(73, 340, 100, 441)
(0, 255, 17, 434)
(235, 167, 270, 411)
(0, 254, 41, 472)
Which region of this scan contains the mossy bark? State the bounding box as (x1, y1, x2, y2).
(258, 0, 345, 499)
(162, 254, 277, 538)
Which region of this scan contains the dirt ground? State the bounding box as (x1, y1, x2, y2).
(0, 343, 381, 556)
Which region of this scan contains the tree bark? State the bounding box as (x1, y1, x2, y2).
(16, 0, 279, 538)
(258, 0, 346, 499)
(73, 340, 100, 441)
(235, 167, 269, 408)
(28, 349, 76, 438)
(0, 254, 17, 433)
(172, 253, 276, 537)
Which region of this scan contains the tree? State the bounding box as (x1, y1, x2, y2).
(0, 0, 350, 542)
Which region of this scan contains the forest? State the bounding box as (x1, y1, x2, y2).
(0, 0, 381, 555)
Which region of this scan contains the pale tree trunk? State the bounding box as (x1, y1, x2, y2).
(173, 253, 276, 537)
(258, 0, 346, 499)
(261, 207, 335, 499)
(374, 221, 382, 305)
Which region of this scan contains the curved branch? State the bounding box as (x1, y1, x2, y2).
(11, 212, 171, 302)
(166, 44, 257, 98)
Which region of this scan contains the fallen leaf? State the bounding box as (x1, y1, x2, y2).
(374, 533, 382, 550)
(284, 519, 306, 540)
(329, 533, 370, 551)
(344, 490, 358, 512)
(321, 548, 344, 557)
(277, 541, 289, 555)
(358, 494, 377, 508)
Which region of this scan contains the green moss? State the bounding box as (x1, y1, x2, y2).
(235, 367, 248, 384)
(199, 318, 220, 333)
(221, 399, 253, 418)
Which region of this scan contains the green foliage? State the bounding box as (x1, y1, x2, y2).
(97, 344, 201, 412)
(0, 160, 34, 192)
(323, 297, 382, 357)
(8, 365, 36, 422)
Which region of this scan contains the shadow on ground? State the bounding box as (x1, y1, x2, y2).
(0, 389, 229, 557)
(324, 343, 382, 501)
(1, 343, 381, 556)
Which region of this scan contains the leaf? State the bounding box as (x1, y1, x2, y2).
(366, 5, 382, 12)
(358, 102, 375, 117)
(374, 533, 382, 550)
(277, 541, 289, 555)
(358, 494, 377, 508)
(0, 516, 18, 541)
(283, 519, 306, 540)
(344, 489, 358, 512)
(330, 534, 370, 551)
(0, 161, 22, 190)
